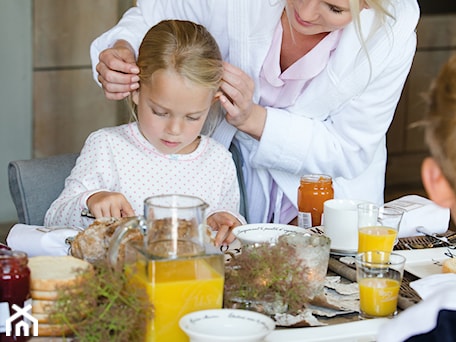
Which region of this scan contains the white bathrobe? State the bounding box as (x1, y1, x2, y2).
(90, 0, 420, 223)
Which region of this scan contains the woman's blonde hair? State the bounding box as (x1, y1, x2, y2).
(350, 0, 393, 39)
(349, 0, 394, 85)
(423, 54, 456, 189)
(284, 0, 394, 83)
(128, 20, 224, 135)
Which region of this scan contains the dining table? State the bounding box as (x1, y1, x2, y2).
(265, 229, 456, 341)
(25, 229, 456, 342)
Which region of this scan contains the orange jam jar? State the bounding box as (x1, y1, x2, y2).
(298, 174, 334, 228)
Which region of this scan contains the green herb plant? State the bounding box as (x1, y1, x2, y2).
(224, 239, 311, 315)
(49, 262, 152, 342)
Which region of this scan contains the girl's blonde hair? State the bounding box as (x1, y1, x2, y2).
(129, 20, 224, 135)
(423, 54, 456, 189)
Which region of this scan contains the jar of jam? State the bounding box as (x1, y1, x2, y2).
(0, 244, 10, 251)
(0, 250, 31, 342)
(298, 174, 334, 228)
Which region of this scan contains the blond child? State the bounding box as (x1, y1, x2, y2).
(45, 20, 244, 245)
(378, 54, 456, 342)
(421, 54, 456, 221)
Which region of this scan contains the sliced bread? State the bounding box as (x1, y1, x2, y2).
(37, 323, 75, 337)
(29, 255, 92, 291)
(32, 299, 55, 314)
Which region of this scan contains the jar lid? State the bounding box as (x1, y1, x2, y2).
(300, 174, 332, 182)
(0, 249, 27, 260)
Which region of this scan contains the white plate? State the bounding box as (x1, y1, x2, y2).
(330, 248, 357, 257)
(179, 309, 275, 342)
(264, 318, 389, 342)
(232, 223, 309, 245)
(395, 247, 451, 278)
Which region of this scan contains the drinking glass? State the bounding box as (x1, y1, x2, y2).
(378, 206, 404, 245)
(355, 251, 406, 319)
(357, 203, 403, 253)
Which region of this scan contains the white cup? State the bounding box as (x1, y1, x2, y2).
(323, 199, 364, 253)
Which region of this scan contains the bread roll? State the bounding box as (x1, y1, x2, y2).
(442, 258, 456, 273)
(29, 255, 92, 291)
(70, 217, 142, 264)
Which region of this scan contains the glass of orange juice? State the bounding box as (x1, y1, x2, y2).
(355, 251, 406, 319)
(357, 204, 403, 254)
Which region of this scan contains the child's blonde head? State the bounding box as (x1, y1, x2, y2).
(424, 54, 456, 189)
(137, 20, 223, 90)
(129, 20, 224, 133)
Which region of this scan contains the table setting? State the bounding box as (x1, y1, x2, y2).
(3, 193, 455, 342)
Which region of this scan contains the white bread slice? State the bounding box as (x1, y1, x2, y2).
(32, 299, 55, 314)
(30, 290, 59, 300)
(32, 312, 52, 324)
(442, 258, 456, 273)
(29, 255, 92, 291)
(37, 323, 75, 337)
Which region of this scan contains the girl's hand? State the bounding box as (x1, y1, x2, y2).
(219, 62, 266, 140)
(87, 191, 136, 219)
(96, 39, 140, 100)
(207, 212, 241, 246)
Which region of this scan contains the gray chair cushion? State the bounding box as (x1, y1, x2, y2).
(8, 153, 79, 226)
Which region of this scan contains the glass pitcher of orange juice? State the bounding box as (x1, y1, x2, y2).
(108, 194, 225, 342)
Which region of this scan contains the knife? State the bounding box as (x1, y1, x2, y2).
(81, 208, 96, 219)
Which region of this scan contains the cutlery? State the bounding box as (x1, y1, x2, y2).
(81, 208, 96, 219)
(312, 226, 325, 235)
(37, 226, 84, 233)
(415, 226, 456, 248)
(397, 234, 445, 250)
(404, 241, 435, 249)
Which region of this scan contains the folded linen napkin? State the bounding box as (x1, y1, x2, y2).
(6, 224, 80, 257)
(385, 195, 450, 238)
(377, 274, 456, 342)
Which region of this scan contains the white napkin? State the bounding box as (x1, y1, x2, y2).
(411, 273, 456, 300)
(6, 224, 80, 257)
(385, 195, 450, 238)
(377, 274, 456, 342)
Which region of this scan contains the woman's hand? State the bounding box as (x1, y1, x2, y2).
(87, 191, 136, 218)
(207, 212, 241, 246)
(219, 62, 267, 140)
(96, 39, 140, 100)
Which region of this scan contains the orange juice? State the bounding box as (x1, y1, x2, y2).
(358, 277, 400, 317)
(127, 255, 224, 341)
(358, 226, 397, 253)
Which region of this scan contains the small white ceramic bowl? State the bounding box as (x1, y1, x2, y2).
(179, 309, 275, 342)
(232, 223, 309, 245)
